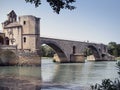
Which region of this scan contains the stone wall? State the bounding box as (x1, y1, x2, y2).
(0, 49, 18, 65)
(19, 15, 40, 52)
(18, 52, 41, 66)
(87, 55, 96, 61)
(0, 47, 41, 66)
(70, 54, 85, 63)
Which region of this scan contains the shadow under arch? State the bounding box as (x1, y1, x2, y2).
(85, 45, 101, 60)
(41, 42, 68, 63)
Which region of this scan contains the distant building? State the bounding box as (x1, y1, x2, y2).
(1, 10, 40, 52)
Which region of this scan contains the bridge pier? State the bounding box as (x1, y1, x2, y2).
(53, 54, 69, 63)
(70, 54, 85, 63)
(53, 54, 85, 63)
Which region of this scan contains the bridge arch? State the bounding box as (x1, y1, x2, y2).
(84, 45, 101, 60)
(40, 42, 68, 63)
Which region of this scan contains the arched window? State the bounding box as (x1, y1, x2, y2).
(23, 37, 26, 43)
(23, 21, 26, 25)
(5, 37, 9, 45)
(73, 46, 76, 54)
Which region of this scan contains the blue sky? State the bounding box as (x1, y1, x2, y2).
(0, 0, 120, 44)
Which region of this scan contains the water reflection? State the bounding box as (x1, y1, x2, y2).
(42, 59, 118, 86)
(0, 66, 41, 78)
(0, 66, 41, 90)
(0, 58, 118, 90)
(52, 64, 84, 83)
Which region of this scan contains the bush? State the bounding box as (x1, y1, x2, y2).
(91, 61, 120, 90)
(117, 61, 120, 75)
(91, 79, 120, 90)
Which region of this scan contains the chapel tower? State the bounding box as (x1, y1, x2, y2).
(19, 15, 40, 52)
(2, 10, 40, 52)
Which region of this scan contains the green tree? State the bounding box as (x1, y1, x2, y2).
(117, 44, 120, 56)
(40, 45, 55, 57)
(84, 48, 93, 57)
(108, 42, 117, 50)
(25, 0, 76, 14)
(41, 46, 46, 57)
(108, 42, 120, 57)
(108, 42, 118, 57)
(113, 49, 118, 57)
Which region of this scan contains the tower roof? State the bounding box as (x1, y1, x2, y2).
(7, 10, 17, 17)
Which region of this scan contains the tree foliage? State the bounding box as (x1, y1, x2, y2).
(84, 48, 93, 57)
(41, 45, 55, 57)
(25, 0, 76, 14)
(91, 61, 120, 90)
(91, 78, 120, 90)
(108, 42, 120, 57)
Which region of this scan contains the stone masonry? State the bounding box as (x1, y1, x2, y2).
(0, 10, 115, 65)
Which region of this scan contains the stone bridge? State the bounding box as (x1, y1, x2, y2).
(40, 37, 112, 63)
(0, 37, 114, 66)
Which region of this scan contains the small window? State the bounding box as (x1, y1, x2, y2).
(5, 37, 9, 45)
(23, 21, 26, 25)
(23, 37, 26, 43)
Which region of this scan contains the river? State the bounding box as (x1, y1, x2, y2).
(0, 58, 119, 90)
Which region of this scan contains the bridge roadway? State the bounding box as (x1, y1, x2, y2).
(40, 37, 112, 63)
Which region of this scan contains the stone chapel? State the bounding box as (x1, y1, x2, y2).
(0, 10, 40, 52)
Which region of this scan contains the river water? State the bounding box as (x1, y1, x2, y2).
(0, 58, 119, 90)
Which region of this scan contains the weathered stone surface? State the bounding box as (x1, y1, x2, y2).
(2, 10, 40, 52)
(40, 37, 112, 63)
(0, 49, 19, 65)
(53, 54, 69, 63)
(87, 55, 96, 61)
(70, 54, 85, 63)
(18, 53, 41, 66)
(0, 49, 41, 66)
(0, 10, 115, 66)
